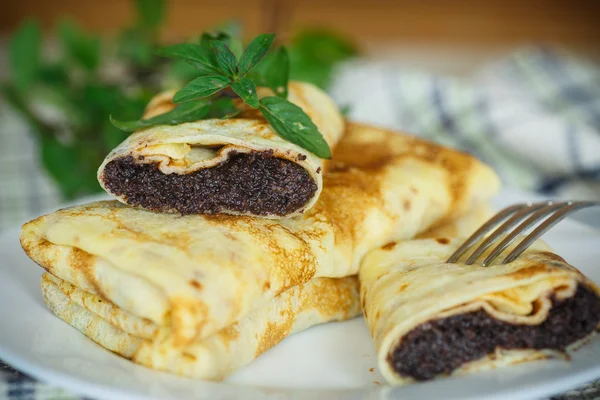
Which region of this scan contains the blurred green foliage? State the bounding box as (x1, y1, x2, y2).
(289, 30, 358, 89)
(2, 0, 358, 199)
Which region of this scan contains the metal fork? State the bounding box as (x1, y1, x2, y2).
(446, 201, 599, 266)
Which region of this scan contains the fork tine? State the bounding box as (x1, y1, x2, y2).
(502, 201, 599, 264)
(446, 203, 529, 264)
(480, 202, 570, 266)
(463, 202, 550, 265)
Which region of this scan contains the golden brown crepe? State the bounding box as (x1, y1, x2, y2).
(360, 238, 600, 385)
(416, 203, 493, 239)
(38, 210, 488, 380)
(21, 123, 500, 357)
(97, 82, 344, 218)
(41, 273, 360, 380)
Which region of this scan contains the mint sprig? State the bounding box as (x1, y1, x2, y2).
(211, 40, 238, 77)
(111, 32, 331, 159)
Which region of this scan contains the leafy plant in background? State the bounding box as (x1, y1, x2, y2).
(2, 2, 157, 199)
(2, 0, 358, 199)
(288, 30, 358, 89)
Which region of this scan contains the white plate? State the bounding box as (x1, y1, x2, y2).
(1, 188, 600, 400)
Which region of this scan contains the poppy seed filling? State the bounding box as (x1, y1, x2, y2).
(101, 151, 317, 216)
(389, 285, 600, 381)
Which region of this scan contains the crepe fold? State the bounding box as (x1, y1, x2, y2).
(37, 210, 486, 380)
(97, 82, 344, 218)
(41, 273, 360, 380)
(21, 122, 499, 353)
(360, 238, 600, 385)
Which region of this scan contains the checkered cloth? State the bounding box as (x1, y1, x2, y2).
(0, 362, 77, 400)
(0, 97, 62, 231)
(2, 47, 600, 398)
(330, 46, 600, 201)
(2, 359, 600, 400)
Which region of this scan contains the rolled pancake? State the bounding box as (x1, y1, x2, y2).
(37, 212, 483, 379)
(98, 82, 344, 218)
(21, 123, 500, 350)
(360, 238, 600, 385)
(41, 273, 360, 380)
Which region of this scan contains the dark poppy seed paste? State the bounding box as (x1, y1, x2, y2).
(389, 285, 600, 381)
(102, 152, 317, 216)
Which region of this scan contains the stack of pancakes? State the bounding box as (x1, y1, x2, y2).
(20, 82, 600, 384)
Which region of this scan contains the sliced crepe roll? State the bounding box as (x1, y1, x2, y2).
(360, 238, 600, 385)
(98, 82, 344, 218)
(21, 123, 499, 349)
(41, 273, 360, 380)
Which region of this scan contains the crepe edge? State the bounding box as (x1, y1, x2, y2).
(41, 272, 361, 380)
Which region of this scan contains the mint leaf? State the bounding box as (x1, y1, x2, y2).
(109, 115, 150, 132)
(266, 47, 289, 98)
(207, 97, 239, 118)
(137, 0, 165, 29)
(231, 78, 258, 108)
(105, 97, 238, 133)
(9, 20, 41, 91)
(111, 97, 239, 132)
(249, 46, 289, 98)
(210, 41, 238, 77)
(110, 100, 211, 132)
(58, 20, 101, 71)
(259, 96, 331, 159)
(156, 44, 221, 75)
(172, 75, 231, 103)
(237, 33, 275, 75)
